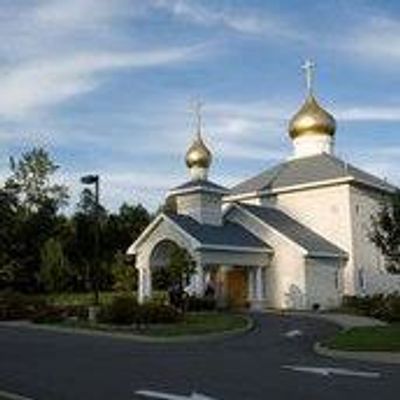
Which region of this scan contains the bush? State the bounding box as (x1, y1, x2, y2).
(342, 293, 400, 322)
(186, 296, 216, 312)
(97, 295, 138, 325)
(97, 295, 181, 325)
(382, 293, 400, 322)
(139, 302, 181, 324)
(0, 291, 48, 320)
(31, 305, 67, 324)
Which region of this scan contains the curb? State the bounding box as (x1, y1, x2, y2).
(262, 310, 400, 365)
(314, 342, 400, 365)
(0, 315, 254, 344)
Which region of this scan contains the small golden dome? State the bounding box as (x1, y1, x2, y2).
(185, 134, 212, 169)
(289, 94, 336, 139)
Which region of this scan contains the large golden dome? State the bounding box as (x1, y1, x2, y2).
(185, 134, 212, 169)
(289, 94, 336, 139)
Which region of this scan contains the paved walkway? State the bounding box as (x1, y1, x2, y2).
(265, 309, 399, 364)
(265, 309, 386, 329)
(315, 313, 387, 329)
(306, 312, 399, 365)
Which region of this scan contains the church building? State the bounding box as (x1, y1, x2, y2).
(128, 63, 400, 310)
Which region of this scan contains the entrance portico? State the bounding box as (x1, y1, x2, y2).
(128, 213, 271, 309)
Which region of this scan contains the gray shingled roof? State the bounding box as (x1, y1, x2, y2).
(166, 213, 270, 251)
(239, 204, 346, 257)
(231, 154, 396, 195)
(170, 179, 228, 193)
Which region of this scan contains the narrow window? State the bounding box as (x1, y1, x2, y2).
(358, 268, 365, 289)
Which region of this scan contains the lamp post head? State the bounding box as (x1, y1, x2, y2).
(80, 174, 99, 185)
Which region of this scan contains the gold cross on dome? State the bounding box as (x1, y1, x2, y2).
(301, 59, 315, 95)
(190, 99, 203, 137)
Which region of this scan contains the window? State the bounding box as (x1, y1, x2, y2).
(334, 271, 339, 289)
(358, 268, 365, 289)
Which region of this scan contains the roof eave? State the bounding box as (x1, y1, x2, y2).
(196, 244, 272, 253)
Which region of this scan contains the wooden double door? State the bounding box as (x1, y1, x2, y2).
(226, 268, 248, 308)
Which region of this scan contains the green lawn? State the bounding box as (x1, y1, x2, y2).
(144, 312, 249, 337)
(57, 312, 249, 338)
(324, 325, 400, 352)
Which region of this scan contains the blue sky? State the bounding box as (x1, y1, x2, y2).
(1, 0, 400, 211)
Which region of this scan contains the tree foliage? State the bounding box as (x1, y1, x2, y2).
(370, 190, 400, 274)
(0, 146, 152, 294)
(111, 251, 137, 293)
(5, 147, 68, 212)
(168, 246, 196, 289)
(39, 238, 69, 293)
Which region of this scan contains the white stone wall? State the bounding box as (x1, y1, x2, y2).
(349, 186, 400, 294)
(176, 192, 222, 225)
(305, 258, 342, 309)
(227, 207, 307, 309)
(271, 184, 355, 295)
(292, 134, 334, 159)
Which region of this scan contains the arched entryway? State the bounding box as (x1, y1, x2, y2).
(149, 239, 191, 292)
(130, 214, 270, 308)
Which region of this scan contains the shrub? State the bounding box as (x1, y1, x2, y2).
(151, 291, 169, 306)
(186, 296, 216, 312)
(139, 303, 181, 324)
(31, 305, 67, 324)
(382, 293, 400, 322)
(97, 295, 180, 325)
(342, 293, 400, 322)
(97, 295, 138, 325)
(62, 304, 88, 320)
(0, 291, 47, 320)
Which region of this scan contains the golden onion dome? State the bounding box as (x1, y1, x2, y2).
(289, 94, 336, 139)
(185, 134, 212, 169)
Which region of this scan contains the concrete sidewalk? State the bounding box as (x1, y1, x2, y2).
(315, 313, 387, 329)
(266, 309, 399, 364)
(312, 313, 399, 365)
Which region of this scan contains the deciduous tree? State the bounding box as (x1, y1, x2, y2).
(370, 190, 400, 274)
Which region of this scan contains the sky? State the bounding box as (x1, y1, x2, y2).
(1, 0, 400, 212)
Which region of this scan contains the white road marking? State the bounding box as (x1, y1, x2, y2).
(283, 365, 381, 378)
(0, 390, 34, 400)
(284, 329, 303, 338)
(135, 390, 218, 400)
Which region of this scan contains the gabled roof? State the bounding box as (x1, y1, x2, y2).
(169, 179, 229, 195)
(166, 213, 270, 252)
(237, 203, 346, 258)
(230, 153, 396, 196)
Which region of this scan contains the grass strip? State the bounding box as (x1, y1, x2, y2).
(324, 324, 400, 352)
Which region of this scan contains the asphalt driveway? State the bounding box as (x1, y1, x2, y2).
(0, 313, 399, 400)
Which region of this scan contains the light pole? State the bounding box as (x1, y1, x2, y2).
(80, 174, 100, 306)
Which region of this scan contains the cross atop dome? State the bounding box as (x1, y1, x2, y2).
(185, 99, 212, 180)
(288, 60, 336, 158)
(191, 99, 203, 138)
(301, 59, 315, 95)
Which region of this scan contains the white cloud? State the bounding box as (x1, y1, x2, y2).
(152, 0, 307, 41)
(336, 106, 400, 121)
(338, 14, 400, 66)
(33, 0, 134, 28)
(0, 0, 210, 120)
(0, 46, 206, 119)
